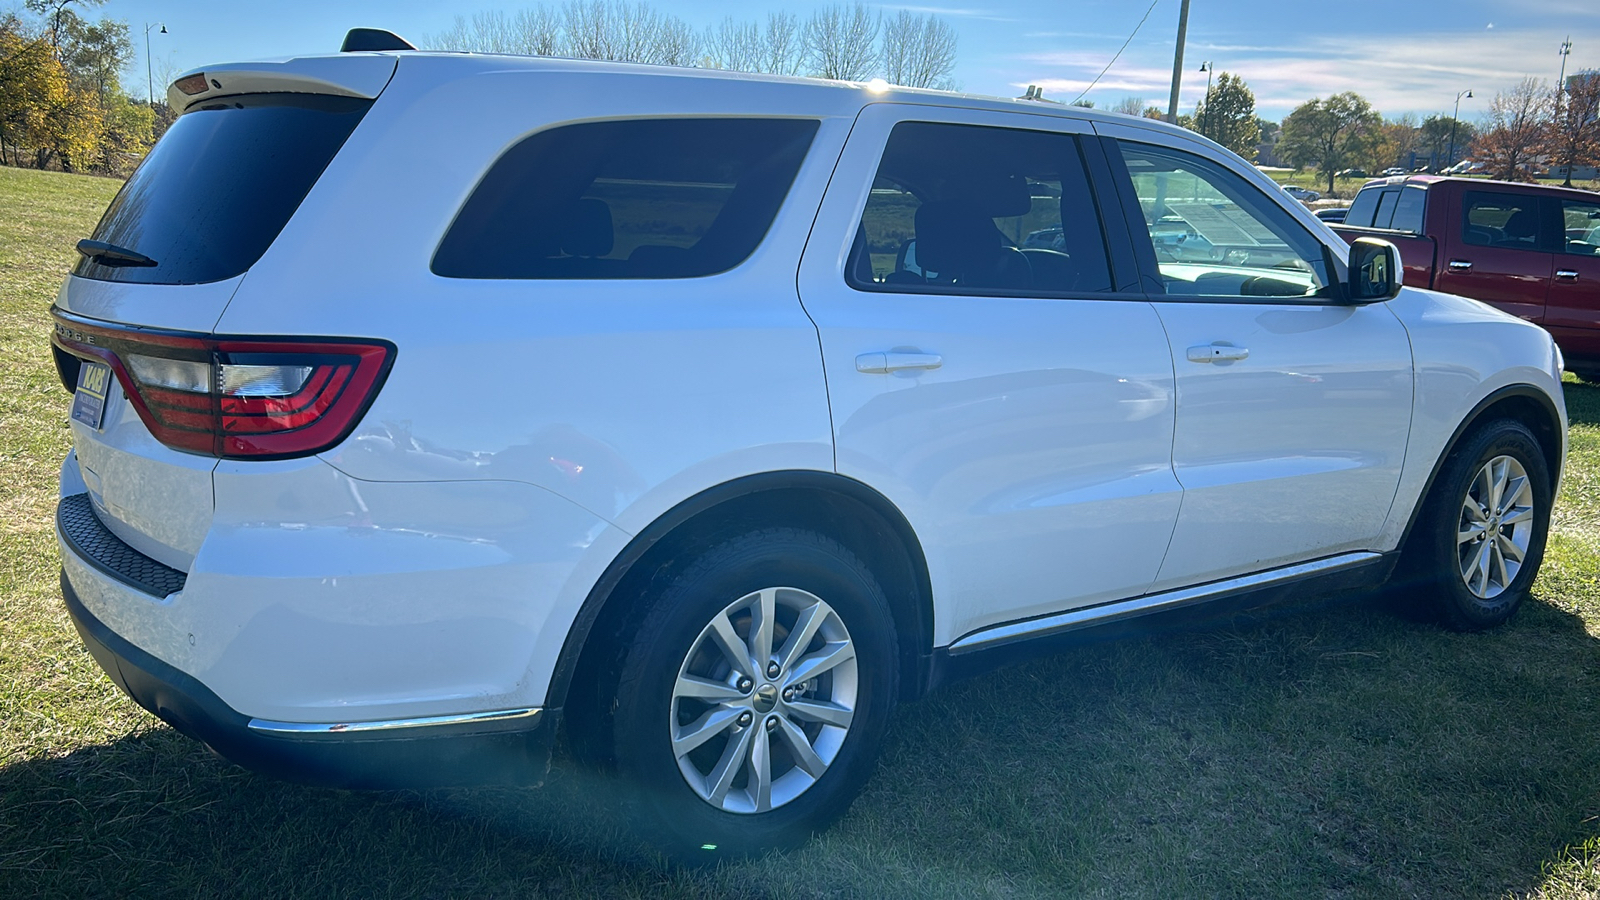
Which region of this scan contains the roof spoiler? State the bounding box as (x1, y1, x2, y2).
(341, 28, 415, 52)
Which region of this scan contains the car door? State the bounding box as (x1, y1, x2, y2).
(797, 105, 1182, 644)
(1542, 194, 1600, 366)
(1434, 188, 1554, 323)
(1096, 127, 1414, 590)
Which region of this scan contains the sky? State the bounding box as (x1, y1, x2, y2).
(26, 0, 1600, 123)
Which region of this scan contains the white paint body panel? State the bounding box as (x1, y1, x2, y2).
(1149, 300, 1414, 589)
(51, 52, 1566, 730)
(798, 103, 1182, 645)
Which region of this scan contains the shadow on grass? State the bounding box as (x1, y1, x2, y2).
(5, 594, 1600, 898)
(1564, 377, 1600, 428)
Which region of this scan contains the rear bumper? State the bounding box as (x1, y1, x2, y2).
(60, 570, 557, 789)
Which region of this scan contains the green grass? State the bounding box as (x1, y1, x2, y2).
(7, 163, 1600, 897)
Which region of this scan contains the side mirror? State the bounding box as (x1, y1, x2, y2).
(1347, 237, 1401, 303)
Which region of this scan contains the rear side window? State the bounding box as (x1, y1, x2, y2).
(433, 118, 818, 279)
(75, 94, 372, 285)
(1344, 187, 1386, 227)
(1462, 191, 1542, 250)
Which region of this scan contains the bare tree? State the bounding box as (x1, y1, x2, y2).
(427, 8, 561, 55)
(651, 13, 698, 66)
(880, 10, 955, 89)
(762, 12, 801, 76)
(1473, 78, 1553, 182)
(802, 2, 878, 81)
(1109, 96, 1146, 117)
(559, 0, 696, 65)
(705, 16, 761, 72)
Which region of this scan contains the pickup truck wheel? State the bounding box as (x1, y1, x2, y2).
(1414, 419, 1551, 631)
(610, 528, 897, 860)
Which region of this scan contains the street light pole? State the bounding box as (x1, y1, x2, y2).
(1166, 0, 1192, 124)
(1447, 89, 1472, 170)
(1198, 61, 1213, 137)
(144, 23, 167, 109)
(1557, 37, 1574, 185)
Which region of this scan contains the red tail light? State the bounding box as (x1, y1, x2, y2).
(52, 311, 394, 460)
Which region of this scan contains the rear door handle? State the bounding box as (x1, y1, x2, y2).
(856, 351, 943, 374)
(1186, 343, 1249, 363)
(1448, 260, 1473, 272)
(1557, 269, 1580, 281)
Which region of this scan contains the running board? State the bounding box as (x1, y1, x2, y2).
(946, 552, 1385, 655)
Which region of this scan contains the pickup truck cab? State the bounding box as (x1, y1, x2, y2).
(1332, 176, 1600, 378)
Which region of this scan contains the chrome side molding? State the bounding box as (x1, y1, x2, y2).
(248, 707, 541, 738)
(947, 552, 1384, 655)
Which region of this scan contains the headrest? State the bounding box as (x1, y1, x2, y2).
(948, 172, 1033, 218)
(916, 200, 1000, 276)
(563, 198, 614, 257)
(1502, 209, 1537, 239)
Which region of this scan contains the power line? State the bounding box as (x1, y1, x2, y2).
(1072, 0, 1162, 105)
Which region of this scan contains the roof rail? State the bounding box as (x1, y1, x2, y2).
(341, 28, 415, 53)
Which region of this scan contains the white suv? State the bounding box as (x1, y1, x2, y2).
(51, 33, 1565, 858)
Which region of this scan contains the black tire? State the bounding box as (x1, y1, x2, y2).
(610, 528, 898, 861)
(1409, 418, 1552, 631)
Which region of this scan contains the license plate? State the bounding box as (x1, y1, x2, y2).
(70, 361, 111, 430)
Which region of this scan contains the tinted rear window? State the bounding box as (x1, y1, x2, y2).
(74, 93, 372, 285)
(1344, 187, 1385, 228)
(432, 118, 818, 279)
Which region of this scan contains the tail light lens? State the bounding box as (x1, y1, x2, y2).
(52, 312, 394, 460)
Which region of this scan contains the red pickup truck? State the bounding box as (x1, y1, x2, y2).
(1331, 176, 1600, 378)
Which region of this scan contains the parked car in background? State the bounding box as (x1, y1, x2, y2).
(1282, 185, 1320, 202)
(1315, 207, 1349, 223)
(1333, 175, 1600, 379)
(1382, 167, 1408, 176)
(48, 33, 1567, 861)
(1337, 168, 1368, 178)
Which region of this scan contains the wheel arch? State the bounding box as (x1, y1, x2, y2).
(1397, 384, 1564, 553)
(551, 470, 935, 759)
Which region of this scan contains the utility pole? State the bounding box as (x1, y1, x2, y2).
(1166, 0, 1192, 124)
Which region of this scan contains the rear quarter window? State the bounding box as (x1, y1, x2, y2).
(74, 93, 372, 285)
(432, 118, 818, 280)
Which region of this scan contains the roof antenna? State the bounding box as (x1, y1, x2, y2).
(341, 28, 415, 52)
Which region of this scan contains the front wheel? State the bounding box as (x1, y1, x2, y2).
(610, 528, 898, 859)
(1412, 419, 1552, 631)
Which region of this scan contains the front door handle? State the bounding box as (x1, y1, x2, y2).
(1557, 269, 1580, 281)
(1448, 259, 1474, 272)
(856, 351, 944, 374)
(1186, 343, 1249, 363)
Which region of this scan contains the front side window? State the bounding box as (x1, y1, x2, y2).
(847, 122, 1115, 295)
(1116, 141, 1332, 299)
(1561, 199, 1600, 256)
(433, 118, 818, 279)
(1462, 191, 1543, 250)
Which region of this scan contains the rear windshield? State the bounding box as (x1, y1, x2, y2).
(74, 93, 372, 285)
(432, 118, 818, 279)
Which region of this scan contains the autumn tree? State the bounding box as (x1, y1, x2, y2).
(1193, 72, 1260, 160)
(1472, 78, 1553, 183)
(880, 10, 955, 89)
(1277, 92, 1383, 194)
(1550, 74, 1600, 187)
(1364, 115, 1418, 173)
(802, 2, 877, 81)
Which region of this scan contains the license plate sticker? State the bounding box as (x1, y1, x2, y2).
(70, 361, 111, 430)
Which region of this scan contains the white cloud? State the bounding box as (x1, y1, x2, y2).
(1002, 26, 1582, 120)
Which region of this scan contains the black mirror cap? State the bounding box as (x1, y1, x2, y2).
(341, 28, 416, 52)
(1347, 237, 1401, 303)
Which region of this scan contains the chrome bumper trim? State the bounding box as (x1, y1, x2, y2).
(247, 707, 542, 738)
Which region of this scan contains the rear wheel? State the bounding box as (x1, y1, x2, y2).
(1411, 419, 1552, 630)
(610, 528, 897, 860)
